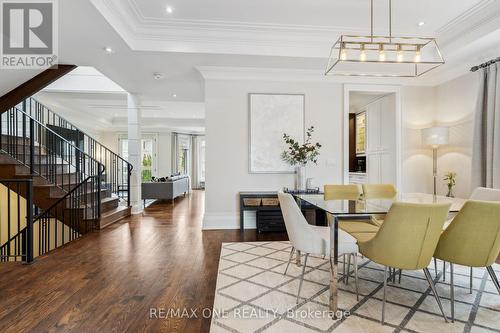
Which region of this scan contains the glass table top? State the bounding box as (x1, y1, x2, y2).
(294, 192, 466, 215)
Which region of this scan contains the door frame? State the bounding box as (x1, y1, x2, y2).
(343, 84, 403, 192)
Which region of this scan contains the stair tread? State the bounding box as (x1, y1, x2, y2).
(101, 197, 119, 203)
(101, 205, 130, 218)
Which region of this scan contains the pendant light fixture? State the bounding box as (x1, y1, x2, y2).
(325, 0, 445, 77)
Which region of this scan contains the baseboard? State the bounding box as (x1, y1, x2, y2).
(202, 212, 257, 230)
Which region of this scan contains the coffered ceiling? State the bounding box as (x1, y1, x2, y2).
(91, 0, 491, 58)
(4, 0, 500, 122)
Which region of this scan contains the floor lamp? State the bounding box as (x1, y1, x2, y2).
(422, 127, 449, 196)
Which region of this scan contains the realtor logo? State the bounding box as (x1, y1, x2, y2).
(1, 0, 58, 68)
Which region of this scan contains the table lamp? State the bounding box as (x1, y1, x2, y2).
(422, 126, 449, 196)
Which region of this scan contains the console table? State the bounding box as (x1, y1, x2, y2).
(239, 191, 325, 232)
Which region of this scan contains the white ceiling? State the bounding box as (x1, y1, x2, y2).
(2, 0, 500, 133)
(35, 91, 205, 134)
(132, 0, 479, 33)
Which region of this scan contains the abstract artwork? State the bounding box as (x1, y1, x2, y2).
(249, 93, 305, 173)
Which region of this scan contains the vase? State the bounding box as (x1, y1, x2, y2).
(295, 166, 306, 191)
(446, 186, 454, 198)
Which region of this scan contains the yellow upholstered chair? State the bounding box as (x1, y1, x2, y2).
(358, 202, 451, 324)
(323, 184, 374, 286)
(324, 185, 380, 234)
(434, 200, 500, 322)
(362, 184, 398, 199)
(362, 184, 397, 227)
(324, 184, 362, 200)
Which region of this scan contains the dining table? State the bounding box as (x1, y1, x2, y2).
(292, 192, 467, 317)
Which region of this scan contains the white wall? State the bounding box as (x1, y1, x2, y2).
(434, 72, 479, 198)
(204, 80, 343, 229)
(400, 73, 479, 198)
(400, 86, 436, 194)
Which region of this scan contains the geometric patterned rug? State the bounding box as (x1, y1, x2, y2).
(210, 241, 500, 333)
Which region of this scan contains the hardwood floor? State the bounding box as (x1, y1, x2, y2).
(0, 191, 287, 333)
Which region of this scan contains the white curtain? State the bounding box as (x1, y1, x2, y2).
(471, 63, 500, 189)
(191, 136, 200, 189)
(171, 133, 178, 174)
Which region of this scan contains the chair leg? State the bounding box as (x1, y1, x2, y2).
(450, 263, 455, 322)
(346, 254, 352, 285)
(423, 268, 449, 323)
(443, 261, 446, 281)
(284, 247, 295, 275)
(470, 267, 473, 294)
(354, 254, 359, 301)
(487, 266, 500, 295)
(343, 254, 346, 283)
(398, 269, 402, 284)
(382, 266, 388, 325)
(434, 258, 438, 278)
(296, 253, 309, 304)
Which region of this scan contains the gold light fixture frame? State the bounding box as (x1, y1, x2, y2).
(325, 0, 445, 77)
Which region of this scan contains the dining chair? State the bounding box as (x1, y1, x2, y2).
(278, 191, 360, 302)
(324, 185, 380, 235)
(358, 202, 451, 324)
(434, 200, 500, 322)
(436, 187, 500, 289)
(324, 184, 378, 285)
(362, 184, 398, 227)
(361, 183, 398, 200)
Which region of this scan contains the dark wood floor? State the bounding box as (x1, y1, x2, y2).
(0, 191, 287, 333)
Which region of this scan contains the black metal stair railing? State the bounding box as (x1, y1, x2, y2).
(0, 106, 103, 194)
(23, 98, 132, 205)
(0, 176, 101, 263)
(32, 174, 101, 257)
(0, 179, 33, 263)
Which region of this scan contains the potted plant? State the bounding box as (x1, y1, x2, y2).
(281, 126, 321, 191)
(443, 171, 457, 198)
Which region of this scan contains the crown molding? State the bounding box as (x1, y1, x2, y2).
(196, 66, 446, 86)
(91, 0, 500, 79)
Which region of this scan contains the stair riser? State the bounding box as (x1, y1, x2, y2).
(15, 164, 72, 175)
(99, 206, 131, 229)
(101, 198, 119, 212)
(30, 173, 81, 186)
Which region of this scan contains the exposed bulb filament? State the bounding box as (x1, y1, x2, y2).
(396, 44, 404, 62)
(360, 44, 366, 62)
(415, 45, 421, 62)
(378, 44, 385, 61)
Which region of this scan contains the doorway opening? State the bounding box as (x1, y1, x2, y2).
(343, 85, 402, 190)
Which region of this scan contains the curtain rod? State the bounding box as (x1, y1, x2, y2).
(470, 56, 500, 72)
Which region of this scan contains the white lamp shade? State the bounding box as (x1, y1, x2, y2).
(421, 126, 449, 147)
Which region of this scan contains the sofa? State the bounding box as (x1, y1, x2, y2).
(142, 175, 189, 204)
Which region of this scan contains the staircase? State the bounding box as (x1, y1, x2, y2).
(0, 98, 132, 262)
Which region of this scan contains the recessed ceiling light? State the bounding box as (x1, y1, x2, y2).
(418, 21, 425, 27)
(153, 73, 165, 80)
(172, 94, 177, 98)
(166, 6, 174, 14)
(104, 47, 114, 53)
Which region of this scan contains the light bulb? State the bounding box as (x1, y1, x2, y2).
(340, 43, 347, 60)
(360, 44, 366, 62)
(378, 44, 385, 61)
(414, 45, 421, 62)
(396, 44, 403, 62)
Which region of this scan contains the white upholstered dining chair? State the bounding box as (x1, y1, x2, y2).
(278, 191, 360, 303)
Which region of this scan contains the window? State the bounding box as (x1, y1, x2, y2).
(119, 134, 158, 182)
(141, 139, 154, 181)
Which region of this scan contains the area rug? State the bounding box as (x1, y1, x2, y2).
(210, 241, 500, 333)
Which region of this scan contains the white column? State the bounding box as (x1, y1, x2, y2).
(127, 93, 142, 214)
